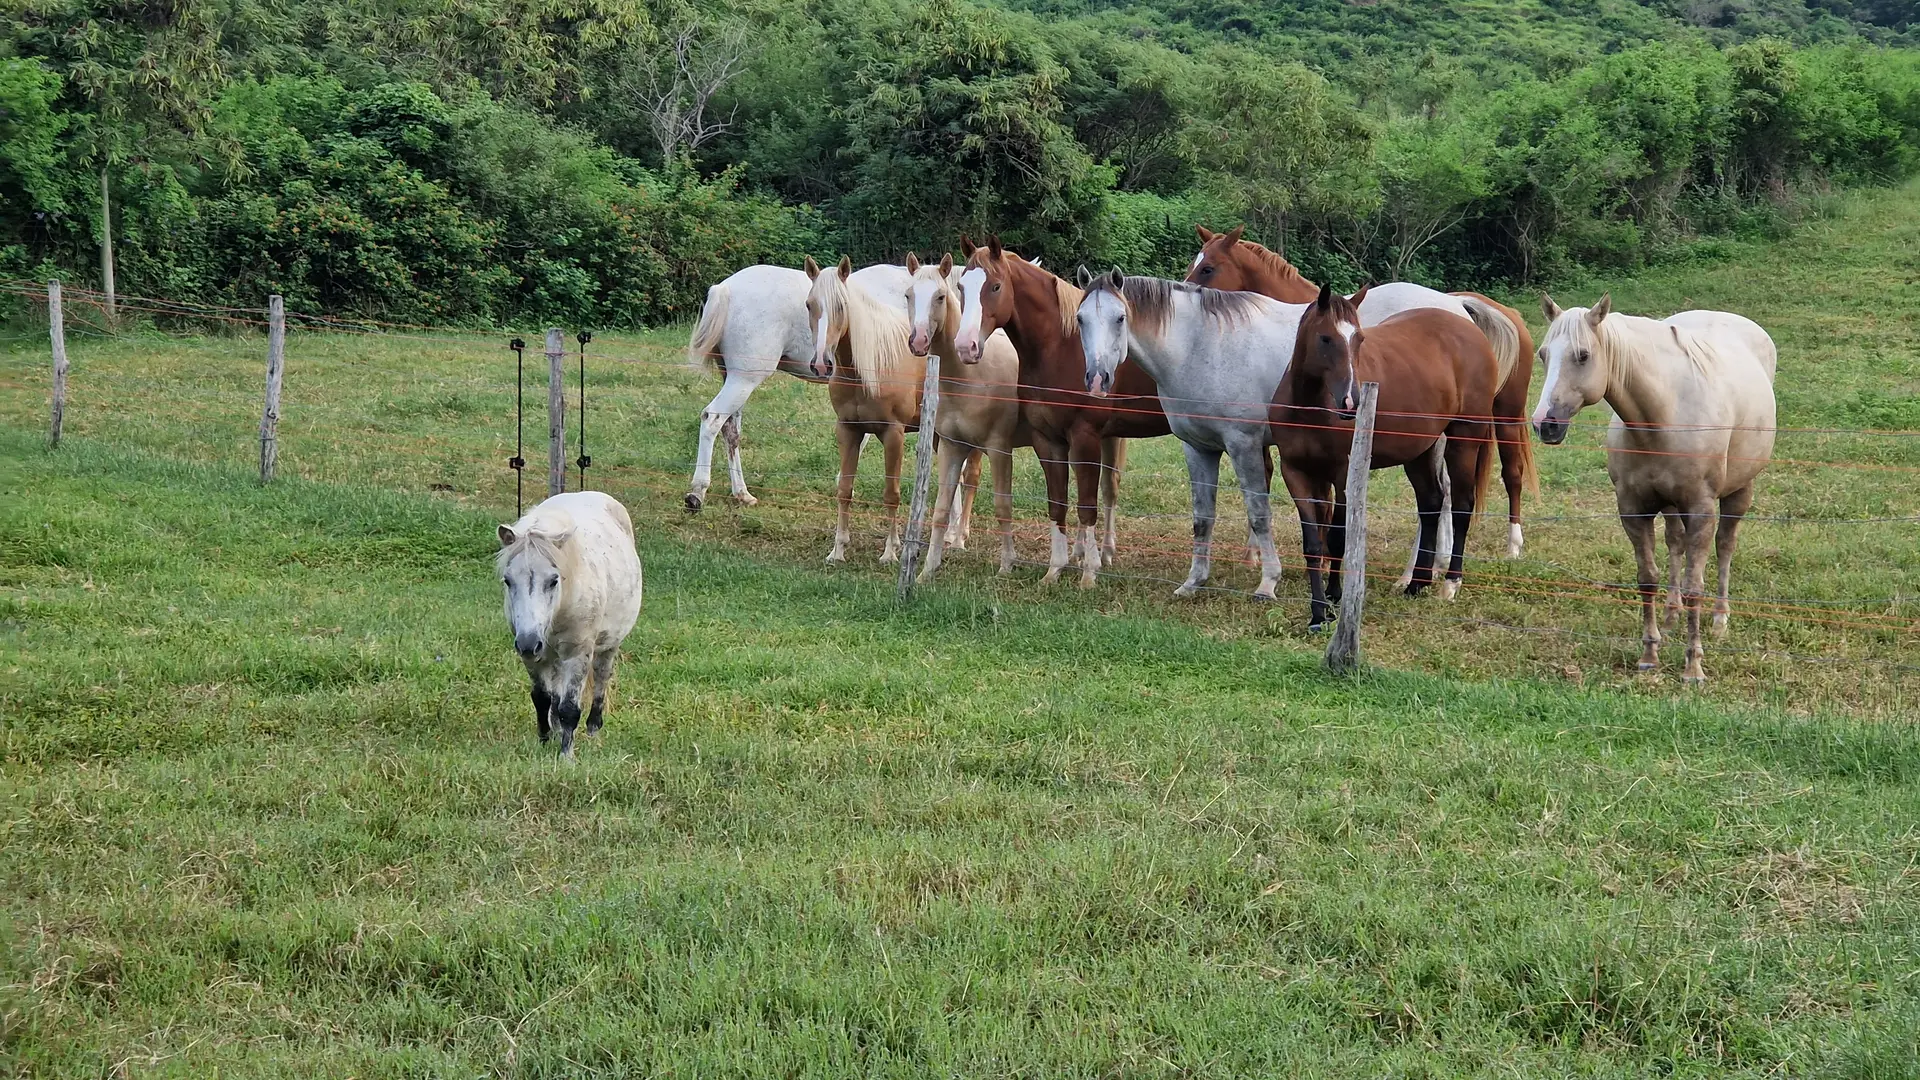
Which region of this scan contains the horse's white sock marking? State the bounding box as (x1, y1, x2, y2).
(1507, 522, 1523, 558)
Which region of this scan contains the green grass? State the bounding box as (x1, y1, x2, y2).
(4, 184, 1920, 1076)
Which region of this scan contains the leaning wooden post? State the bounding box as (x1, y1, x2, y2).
(48, 280, 67, 449)
(258, 295, 285, 482)
(546, 328, 566, 498)
(1326, 381, 1380, 675)
(896, 354, 943, 600)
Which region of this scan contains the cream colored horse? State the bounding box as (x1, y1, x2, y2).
(904, 253, 1028, 581)
(1532, 295, 1777, 683)
(806, 256, 923, 563)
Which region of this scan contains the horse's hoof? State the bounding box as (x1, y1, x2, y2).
(825, 552, 847, 565)
(1040, 570, 1061, 585)
(585, 719, 603, 736)
(1078, 574, 1097, 590)
(684, 493, 704, 513)
(879, 553, 900, 565)
(997, 563, 1014, 576)
(1393, 575, 1414, 591)
(1252, 587, 1277, 602)
(1636, 661, 1658, 673)
(735, 493, 758, 508)
(1440, 579, 1461, 602)
(1173, 582, 1200, 599)
(1307, 620, 1331, 634)
(1682, 674, 1706, 686)
(1405, 582, 1428, 598)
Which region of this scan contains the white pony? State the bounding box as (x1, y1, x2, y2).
(1077, 271, 1512, 599)
(498, 491, 643, 757)
(1533, 295, 1777, 683)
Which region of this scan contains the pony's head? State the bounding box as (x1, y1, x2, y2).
(803, 255, 854, 379)
(1185, 224, 1248, 289)
(1293, 282, 1370, 419)
(497, 522, 573, 661)
(955, 235, 1022, 364)
(904, 252, 956, 358)
(1075, 267, 1129, 397)
(1532, 293, 1613, 444)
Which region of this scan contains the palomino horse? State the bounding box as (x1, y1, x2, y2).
(1533, 295, 1777, 684)
(904, 252, 1027, 581)
(1079, 269, 1512, 599)
(686, 264, 816, 511)
(1272, 286, 1498, 631)
(952, 236, 1166, 587)
(1187, 225, 1540, 569)
(805, 255, 923, 564)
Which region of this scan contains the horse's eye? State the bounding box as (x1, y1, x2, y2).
(991, 282, 1001, 293)
(1320, 334, 1333, 345)
(546, 576, 559, 589)
(1574, 351, 1589, 364)
(1199, 265, 1212, 276)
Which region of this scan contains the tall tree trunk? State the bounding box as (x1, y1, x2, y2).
(99, 169, 117, 326)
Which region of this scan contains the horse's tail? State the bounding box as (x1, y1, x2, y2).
(1474, 419, 1498, 521)
(1457, 294, 1522, 387)
(1510, 403, 1539, 497)
(688, 282, 731, 373)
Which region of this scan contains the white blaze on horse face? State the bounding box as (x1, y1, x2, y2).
(809, 278, 836, 374)
(906, 277, 939, 355)
(1076, 291, 1127, 396)
(502, 545, 562, 659)
(1338, 321, 1358, 343)
(954, 267, 988, 360)
(1190, 248, 1206, 274)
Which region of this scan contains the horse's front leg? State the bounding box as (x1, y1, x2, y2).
(1034, 433, 1072, 584)
(1396, 438, 1451, 589)
(585, 646, 617, 736)
(1620, 500, 1663, 672)
(1713, 486, 1754, 638)
(1071, 429, 1104, 588)
(991, 446, 1017, 575)
(1100, 437, 1124, 566)
(1677, 498, 1718, 684)
(828, 424, 862, 563)
(918, 437, 968, 584)
(547, 652, 591, 760)
(1177, 441, 1222, 598)
(528, 674, 552, 745)
(1281, 466, 1333, 630)
(1663, 510, 1686, 629)
(1227, 438, 1281, 599)
(879, 423, 907, 563)
(951, 448, 982, 550)
(1438, 424, 1487, 599)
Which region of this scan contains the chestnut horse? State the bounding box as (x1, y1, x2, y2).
(1189, 225, 1538, 565)
(1272, 286, 1498, 631)
(952, 236, 1169, 587)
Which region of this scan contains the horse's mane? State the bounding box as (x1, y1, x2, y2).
(496, 529, 564, 575)
(1101, 276, 1268, 341)
(1235, 239, 1316, 292)
(1553, 309, 1726, 404)
(1053, 275, 1084, 337)
(822, 270, 913, 394)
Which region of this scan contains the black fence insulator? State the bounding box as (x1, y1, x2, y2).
(576, 331, 592, 487)
(509, 337, 527, 516)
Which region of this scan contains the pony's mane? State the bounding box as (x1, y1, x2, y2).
(1551, 309, 1726, 404)
(1235, 239, 1315, 290)
(496, 529, 563, 575)
(1053, 275, 1085, 337)
(1099, 276, 1268, 340)
(820, 270, 913, 394)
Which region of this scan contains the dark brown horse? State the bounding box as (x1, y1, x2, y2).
(1272, 285, 1498, 630)
(1190, 225, 1538, 563)
(950, 236, 1170, 586)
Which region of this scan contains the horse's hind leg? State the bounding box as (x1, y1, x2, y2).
(879, 424, 907, 564)
(951, 448, 982, 550)
(990, 446, 1016, 575)
(1034, 435, 1072, 585)
(1397, 441, 1451, 590)
(722, 414, 755, 507)
(1229, 438, 1283, 599)
(1100, 437, 1124, 566)
(1282, 467, 1335, 630)
(690, 368, 770, 512)
(1712, 486, 1754, 639)
(1663, 510, 1686, 628)
(1497, 419, 1527, 557)
(1620, 497, 1664, 672)
(585, 648, 617, 736)
(828, 424, 862, 563)
(1177, 442, 1222, 598)
(530, 677, 552, 745)
(1677, 498, 1718, 684)
(1438, 426, 1485, 599)
(1403, 445, 1447, 596)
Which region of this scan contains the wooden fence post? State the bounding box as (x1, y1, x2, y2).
(48, 280, 67, 449)
(546, 328, 565, 498)
(1326, 381, 1379, 675)
(896, 354, 943, 600)
(259, 295, 285, 482)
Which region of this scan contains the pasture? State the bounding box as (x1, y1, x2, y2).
(2, 183, 1919, 1076)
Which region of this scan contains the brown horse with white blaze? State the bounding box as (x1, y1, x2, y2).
(951, 236, 1169, 587)
(1190, 224, 1539, 563)
(1272, 285, 1499, 631)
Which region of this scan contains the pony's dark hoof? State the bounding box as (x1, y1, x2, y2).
(1404, 582, 1428, 598)
(585, 717, 604, 736)
(1307, 619, 1332, 634)
(684, 492, 704, 513)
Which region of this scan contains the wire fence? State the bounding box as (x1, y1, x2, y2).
(8, 279, 1918, 699)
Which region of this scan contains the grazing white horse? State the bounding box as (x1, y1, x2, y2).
(1532, 294, 1777, 684)
(498, 491, 643, 757)
(1077, 271, 1514, 600)
(686, 264, 813, 512)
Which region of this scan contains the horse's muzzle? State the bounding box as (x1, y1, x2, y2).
(1535, 418, 1569, 445)
(808, 357, 833, 379)
(907, 332, 930, 358)
(515, 634, 546, 660)
(1085, 371, 1113, 397)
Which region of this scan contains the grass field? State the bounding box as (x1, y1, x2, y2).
(3, 185, 1919, 1075)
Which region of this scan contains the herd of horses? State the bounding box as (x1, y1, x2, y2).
(683, 228, 1778, 684)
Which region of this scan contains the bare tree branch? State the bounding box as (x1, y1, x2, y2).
(621, 20, 755, 165)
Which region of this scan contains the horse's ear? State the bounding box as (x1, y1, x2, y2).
(938, 252, 953, 277)
(837, 255, 852, 278)
(987, 234, 1004, 258)
(1196, 224, 1215, 241)
(1587, 294, 1612, 325)
(1348, 283, 1370, 309)
(960, 234, 975, 256)
(498, 524, 517, 548)
(1315, 282, 1333, 311)
(1030, 257, 1043, 270)
(906, 252, 920, 274)
(1105, 267, 1126, 292)
(804, 255, 820, 280)
(1541, 293, 1561, 322)
(540, 525, 575, 547)
(1075, 265, 1093, 288)
(1223, 224, 1245, 246)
